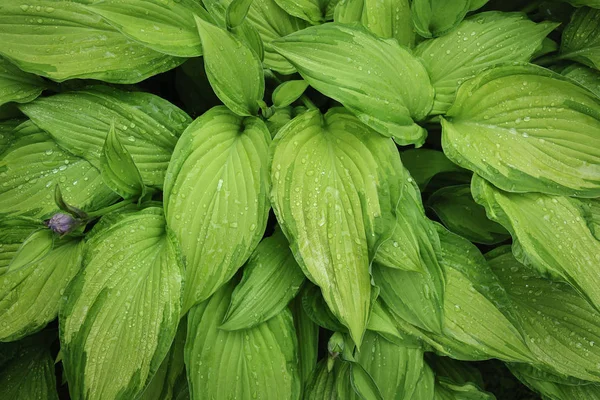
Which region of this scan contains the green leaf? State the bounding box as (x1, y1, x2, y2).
(560, 7, 600, 70)
(443, 64, 600, 197)
(20, 86, 191, 189)
(0, 121, 117, 219)
(355, 331, 425, 400)
(428, 185, 510, 245)
(565, 0, 600, 7)
(562, 64, 600, 99)
(304, 359, 351, 399)
(333, 0, 363, 24)
(0, 0, 183, 83)
(413, 363, 435, 400)
(473, 175, 600, 313)
(301, 284, 347, 332)
(488, 246, 600, 382)
(194, 16, 264, 116)
(246, 0, 308, 74)
(0, 341, 58, 400)
(221, 229, 306, 330)
(60, 207, 183, 400)
(85, 0, 211, 57)
(428, 355, 485, 388)
(0, 57, 46, 107)
(270, 108, 404, 345)
(581, 197, 600, 240)
(434, 379, 495, 400)
(415, 12, 557, 114)
(139, 320, 187, 400)
(272, 23, 434, 146)
(266, 107, 293, 137)
(163, 106, 271, 312)
(100, 124, 145, 199)
(0, 233, 83, 342)
(6, 228, 53, 273)
(360, 0, 415, 47)
(0, 217, 41, 273)
(469, 0, 489, 10)
(509, 363, 600, 400)
(411, 0, 470, 38)
(272, 80, 309, 108)
(227, 0, 255, 28)
(367, 301, 409, 344)
(274, 0, 337, 24)
(185, 280, 301, 400)
(0, 119, 23, 153)
(290, 297, 319, 388)
(350, 362, 384, 400)
(401, 149, 469, 191)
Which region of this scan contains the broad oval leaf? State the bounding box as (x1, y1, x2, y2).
(272, 23, 434, 146)
(100, 124, 144, 199)
(0, 57, 46, 107)
(221, 229, 306, 330)
(164, 106, 271, 312)
(274, 0, 338, 24)
(0, 217, 41, 273)
(0, 121, 117, 219)
(428, 185, 510, 245)
(411, 0, 470, 38)
(562, 64, 600, 99)
(270, 108, 404, 345)
(415, 12, 557, 114)
(350, 362, 384, 400)
(185, 280, 301, 400)
(85, 0, 212, 57)
(472, 175, 600, 313)
(227, 0, 254, 28)
(0, 232, 83, 342)
(20, 86, 191, 189)
(290, 297, 319, 388)
(361, 0, 414, 47)
(272, 80, 309, 108)
(60, 207, 183, 400)
(442, 64, 600, 197)
(195, 16, 264, 116)
(560, 7, 600, 70)
(301, 283, 347, 332)
(304, 359, 352, 399)
(0, 341, 58, 400)
(400, 148, 469, 191)
(0, 0, 183, 83)
(488, 247, 600, 382)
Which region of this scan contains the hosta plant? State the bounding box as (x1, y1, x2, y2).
(1, 0, 600, 399)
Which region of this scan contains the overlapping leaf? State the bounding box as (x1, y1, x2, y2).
(0, 57, 46, 107)
(415, 12, 557, 114)
(272, 23, 434, 146)
(0, 0, 183, 83)
(20, 86, 191, 188)
(0, 217, 41, 273)
(274, 0, 338, 24)
(185, 280, 300, 400)
(443, 64, 600, 197)
(562, 64, 600, 99)
(164, 106, 271, 312)
(411, 0, 471, 38)
(0, 121, 117, 218)
(270, 108, 404, 345)
(60, 207, 183, 400)
(401, 148, 470, 191)
(560, 7, 600, 70)
(510, 364, 600, 400)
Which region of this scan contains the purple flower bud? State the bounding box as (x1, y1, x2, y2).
(45, 213, 79, 235)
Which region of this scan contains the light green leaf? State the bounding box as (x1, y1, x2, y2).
(0, 341, 58, 400)
(0, 121, 117, 219)
(350, 362, 384, 400)
(560, 7, 600, 70)
(227, 0, 255, 28)
(0, 57, 46, 107)
(195, 16, 264, 116)
(60, 207, 183, 400)
(246, 0, 308, 74)
(434, 379, 495, 400)
(367, 301, 409, 344)
(304, 360, 351, 399)
(164, 106, 271, 312)
(443, 64, 600, 197)
(0, 217, 41, 273)
(361, 0, 415, 47)
(100, 124, 145, 199)
(272, 23, 434, 146)
(290, 297, 319, 388)
(415, 12, 557, 114)
(469, 0, 489, 10)
(272, 80, 309, 108)
(473, 175, 600, 312)
(221, 229, 306, 330)
(270, 108, 404, 345)
(413, 363, 435, 400)
(6, 228, 53, 273)
(0, 0, 183, 83)
(301, 284, 347, 332)
(509, 364, 600, 400)
(274, 0, 337, 24)
(581, 197, 600, 240)
(411, 0, 470, 38)
(85, 0, 211, 57)
(185, 280, 300, 400)
(428, 185, 510, 245)
(333, 0, 364, 24)
(401, 149, 469, 191)
(355, 331, 426, 400)
(139, 320, 187, 400)
(0, 233, 82, 342)
(0, 119, 23, 153)
(20, 86, 191, 189)
(266, 107, 293, 137)
(533, 36, 559, 59)
(562, 64, 600, 99)
(488, 246, 600, 382)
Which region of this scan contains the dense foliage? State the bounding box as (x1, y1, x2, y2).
(0, 0, 599, 399)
